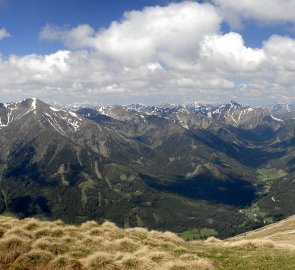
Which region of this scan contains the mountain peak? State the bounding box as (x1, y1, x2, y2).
(229, 100, 241, 106)
(0, 98, 84, 133)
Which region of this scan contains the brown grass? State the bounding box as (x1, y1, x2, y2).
(32, 237, 70, 255)
(160, 259, 214, 270)
(13, 249, 54, 269)
(228, 239, 275, 248)
(5, 227, 33, 240)
(0, 227, 6, 238)
(204, 236, 276, 249)
(82, 252, 120, 270)
(0, 236, 31, 263)
(46, 255, 84, 270)
(13, 215, 295, 270)
(204, 236, 224, 244)
(0, 216, 216, 270)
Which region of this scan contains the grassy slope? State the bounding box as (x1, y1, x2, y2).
(0, 216, 295, 270)
(231, 215, 295, 246)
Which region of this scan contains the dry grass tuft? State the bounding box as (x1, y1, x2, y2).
(5, 227, 33, 240)
(147, 251, 172, 263)
(161, 258, 214, 270)
(32, 238, 70, 255)
(0, 216, 218, 270)
(125, 227, 149, 241)
(149, 231, 183, 244)
(0, 227, 5, 238)
(0, 236, 31, 263)
(63, 226, 85, 240)
(144, 236, 178, 251)
(22, 218, 42, 231)
(13, 249, 54, 269)
(34, 228, 53, 238)
(112, 237, 139, 252)
(83, 252, 119, 270)
(101, 221, 118, 230)
(80, 221, 98, 230)
(46, 255, 84, 270)
(205, 236, 224, 244)
(118, 254, 146, 270)
(80, 236, 101, 249)
(51, 228, 66, 237)
(229, 239, 275, 248)
(52, 219, 66, 227)
(87, 227, 104, 236)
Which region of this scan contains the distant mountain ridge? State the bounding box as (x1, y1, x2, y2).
(83, 100, 293, 131)
(0, 98, 295, 238)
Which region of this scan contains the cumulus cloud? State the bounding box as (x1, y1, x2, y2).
(0, 27, 10, 40)
(40, 24, 96, 49)
(93, 2, 221, 65)
(263, 35, 295, 72)
(1, 1, 295, 105)
(212, 0, 295, 28)
(40, 2, 222, 65)
(200, 32, 266, 73)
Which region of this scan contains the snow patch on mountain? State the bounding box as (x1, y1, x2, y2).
(270, 114, 284, 122)
(0, 98, 83, 133)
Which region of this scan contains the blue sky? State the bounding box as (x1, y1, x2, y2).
(0, 0, 177, 56)
(1, 0, 294, 56)
(0, 0, 295, 105)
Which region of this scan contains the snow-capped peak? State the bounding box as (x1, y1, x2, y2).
(0, 98, 83, 133)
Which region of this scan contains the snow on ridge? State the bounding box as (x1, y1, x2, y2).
(0, 116, 7, 127)
(0, 98, 83, 132)
(94, 101, 257, 123)
(43, 110, 82, 133)
(50, 106, 60, 112)
(69, 111, 79, 118)
(50, 106, 68, 114)
(30, 98, 37, 115)
(31, 98, 36, 110)
(270, 114, 284, 122)
(43, 112, 66, 134)
(0, 99, 35, 128)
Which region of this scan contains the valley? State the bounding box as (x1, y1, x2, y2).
(0, 98, 294, 239)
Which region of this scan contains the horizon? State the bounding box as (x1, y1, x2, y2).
(0, 97, 294, 108)
(0, 1, 295, 105)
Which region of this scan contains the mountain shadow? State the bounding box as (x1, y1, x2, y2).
(140, 173, 256, 207)
(191, 129, 286, 167)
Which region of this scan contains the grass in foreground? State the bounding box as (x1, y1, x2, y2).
(0, 216, 295, 270)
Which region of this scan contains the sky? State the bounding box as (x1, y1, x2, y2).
(0, 0, 295, 105)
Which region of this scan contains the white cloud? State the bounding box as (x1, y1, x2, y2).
(263, 35, 295, 72)
(40, 2, 222, 65)
(200, 32, 266, 72)
(0, 27, 10, 40)
(40, 24, 96, 49)
(1, 1, 295, 105)
(0, 50, 71, 99)
(261, 35, 295, 90)
(212, 0, 295, 28)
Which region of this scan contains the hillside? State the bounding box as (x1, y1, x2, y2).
(0, 98, 295, 238)
(0, 215, 295, 270)
(231, 215, 295, 247)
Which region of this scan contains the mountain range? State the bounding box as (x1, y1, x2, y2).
(0, 98, 294, 238)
